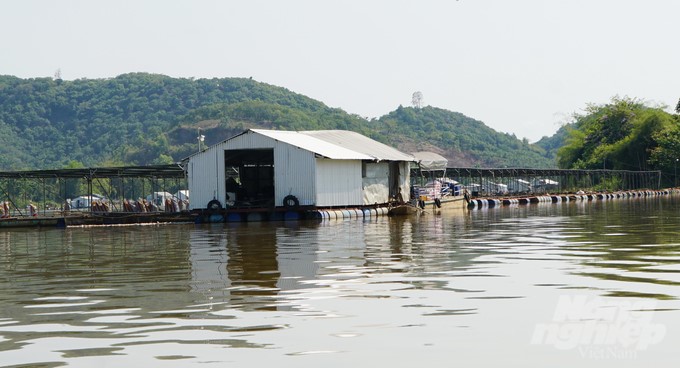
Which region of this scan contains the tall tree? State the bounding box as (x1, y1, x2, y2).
(557, 97, 676, 171)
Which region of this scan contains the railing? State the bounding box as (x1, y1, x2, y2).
(411, 167, 663, 196)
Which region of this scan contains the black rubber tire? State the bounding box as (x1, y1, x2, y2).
(418, 199, 425, 209)
(207, 199, 222, 210)
(283, 195, 300, 208)
(434, 198, 442, 208)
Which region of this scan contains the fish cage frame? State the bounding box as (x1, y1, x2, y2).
(411, 167, 662, 197)
(0, 164, 187, 216)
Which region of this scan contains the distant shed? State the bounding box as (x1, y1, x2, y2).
(185, 129, 414, 210)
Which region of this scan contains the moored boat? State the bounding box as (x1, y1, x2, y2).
(410, 151, 468, 212)
(415, 194, 468, 211)
(387, 203, 423, 216)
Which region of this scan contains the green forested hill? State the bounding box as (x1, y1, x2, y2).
(0, 73, 556, 170)
(375, 106, 554, 167)
(0, 73, 360, 169)
(534, 124, 571, 161)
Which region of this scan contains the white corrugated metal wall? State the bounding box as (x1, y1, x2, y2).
(273, 144, 316, 206)
(315, 159, 362, 206)
(188, 131, 317, 210)
(188, 146, 224, 210)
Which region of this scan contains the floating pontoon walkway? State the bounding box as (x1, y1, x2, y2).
(467, 189, 678, 208)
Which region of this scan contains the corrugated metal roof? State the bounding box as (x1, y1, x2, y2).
(186, 129, 415, 162)
(251, 129, 372, 160)
(252, 129, 414, 161)
(302, 130, 415, 161)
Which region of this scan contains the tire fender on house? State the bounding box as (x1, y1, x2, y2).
(207, 199, 222, 210)
(283, 195, 300, 208)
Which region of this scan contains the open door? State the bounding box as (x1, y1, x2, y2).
(224, 149, 275, 207)
(389, 161, 400, 200)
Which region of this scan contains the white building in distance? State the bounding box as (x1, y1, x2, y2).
(184, 129, 414, 210)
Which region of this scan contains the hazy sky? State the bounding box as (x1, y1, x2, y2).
(2, 0, 678, 141)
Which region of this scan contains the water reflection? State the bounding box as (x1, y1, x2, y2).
(0, 197, 678, 366)
(467, 198, 680, 301)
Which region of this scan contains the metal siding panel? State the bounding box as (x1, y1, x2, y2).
(216, 147, 225, 205)
(188, 147, 221, 210)
(274, 143, 316, 206)
(191, 131, 316, 209)
(189, 131, 278, 209)
(228, 131, 276, 150)
(315, 159, 362, 206)
(189, 133, 271, 210)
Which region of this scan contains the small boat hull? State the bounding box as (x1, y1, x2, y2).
(389, 195, 467, 216)
(417, 195, 467, 211)
(387, 204, 422, 216)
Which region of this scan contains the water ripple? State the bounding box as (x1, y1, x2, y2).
(1, 200, 679, 365)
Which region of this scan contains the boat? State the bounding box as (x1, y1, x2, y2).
(410, 152, 468, 211)
(417, 192, 468, 211)
(387, 203, 423, 216)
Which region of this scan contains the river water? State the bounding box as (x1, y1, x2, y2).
(0, 196, 678, 367)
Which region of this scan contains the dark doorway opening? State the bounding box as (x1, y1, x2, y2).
(389, 161, 400, 199)
(224, 149, 275, 207)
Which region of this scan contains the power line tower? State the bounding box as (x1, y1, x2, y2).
(412, 91, 423, 109)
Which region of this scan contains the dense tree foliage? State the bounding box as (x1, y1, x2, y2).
(0, 73, 347, 169)
(0, 73, 557, 170)
(557, 97, 679, 183)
